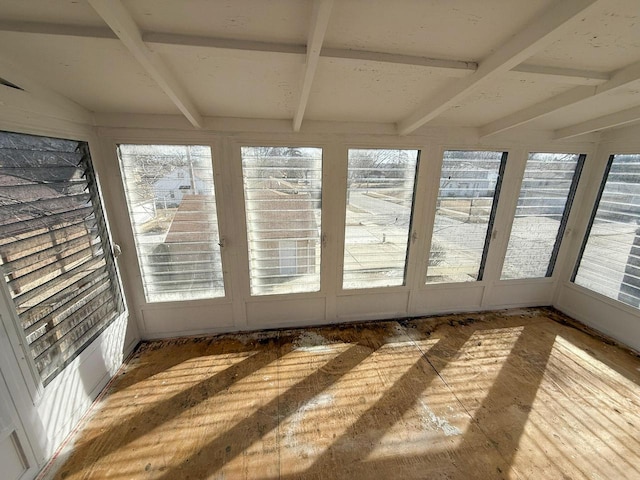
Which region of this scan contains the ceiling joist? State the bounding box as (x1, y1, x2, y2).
(0, 20, 611, 86)
(88, 0, 203, 128)
(396, 0, 602, 135)
(480, 60, 640, 137)
(0, 20, 117, 40)
(507, 64, 609, 86)
(554, 105, 640, 139)
(293, 0, 334, 132)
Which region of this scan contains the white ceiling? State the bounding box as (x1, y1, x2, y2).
(0, 0, 639, 137)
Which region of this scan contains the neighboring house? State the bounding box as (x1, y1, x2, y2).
(245, 179, 319, 287)
(150, 194, 223, 292)
(152, 167, 213, 207)
(152, 182, 318, 291)
(440, 165, 498, 198)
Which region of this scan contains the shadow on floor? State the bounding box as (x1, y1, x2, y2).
(52, 309, 640, 480)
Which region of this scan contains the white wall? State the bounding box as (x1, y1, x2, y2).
(0, 100, 140, 478)
(554, 123, 640, 352)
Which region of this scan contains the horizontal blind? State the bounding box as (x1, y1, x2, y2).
(426, 150, 506, 283)
(502, 153, 582, 279)
(0, 131, 123, 386)
(574, 154, 640, 308)
(118, 145, 224, 302)
(241, 147, 322, 295)
(342, 149, 419, 289)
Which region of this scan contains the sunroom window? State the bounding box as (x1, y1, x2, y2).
(501, 153, 584, 279)
(241, 146, 322, 296)
(342, 149, 419, 289)
(118, 145, 225, 302)
(573, 154, 640, 308)
(426, 150, 506, 283)
(0, 131, 124, 385)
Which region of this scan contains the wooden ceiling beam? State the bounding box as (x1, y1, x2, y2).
(396, 0, 603, 135)
(293, 0, 334, 132)
(88, 0, 203, 128)
(554, 105, 640, 139)
(480, 59, 640, 137)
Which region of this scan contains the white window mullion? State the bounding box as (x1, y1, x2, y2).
(405, 144, 441, 301)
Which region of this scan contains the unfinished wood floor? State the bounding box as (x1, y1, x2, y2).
(47, 308, 640, 480)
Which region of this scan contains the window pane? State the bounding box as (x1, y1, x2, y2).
(574, 154, 640, 308)
(241, 147, 322, 295)
(0, 131, 123, 386)
(426, 150, 505, 283)
(118, 145, 224, 302)
(342, 149, 419, 289)
(501, 153, 582, 279)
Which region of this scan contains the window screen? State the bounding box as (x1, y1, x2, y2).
(342, 149, 419, 289)
(241, 147, 322, 296)
(426, 150, 506, 283)
(118, 145, 224, 302)
(573, 154, 640, 308)
(0, 131, 123, 386)
(501, 153, 583, 279)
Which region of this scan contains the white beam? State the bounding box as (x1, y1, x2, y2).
(293, 0, 334, 132)
(0, 20, 609, 86)
(480, 86, 596, 137)
(320, 48, 476, 77)
(145, 32, 607, 85)
(480, 59, 640, 137)
(144, 31, 307, 56)
(397, 0, 602, 135)
(88, 0, 203, 128)
(509, 64, 609, 86)
(0, 54, 94, 124)
(0, 20, 116, 39)
(554, 105, 640, 139)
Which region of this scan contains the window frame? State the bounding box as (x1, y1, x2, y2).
(546, 153, 585, 277)
(570, 151, 640, 311)
(571, 154, 615, 283)
(115, 142, 230, 304)
(500, 152, 585, 280)
(0, 132, 125, 389)
(239, 144, 324, 297)
(340, 147, 421, 290)
(425, 149, 508, 284)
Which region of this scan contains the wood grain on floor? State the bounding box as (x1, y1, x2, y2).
(47, 308, 640, 479)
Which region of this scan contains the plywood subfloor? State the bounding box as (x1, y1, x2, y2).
(46, 308, 640, 479)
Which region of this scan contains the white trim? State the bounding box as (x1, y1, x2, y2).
(481, 147, 528, 305)
(556, 282, 640, 351)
